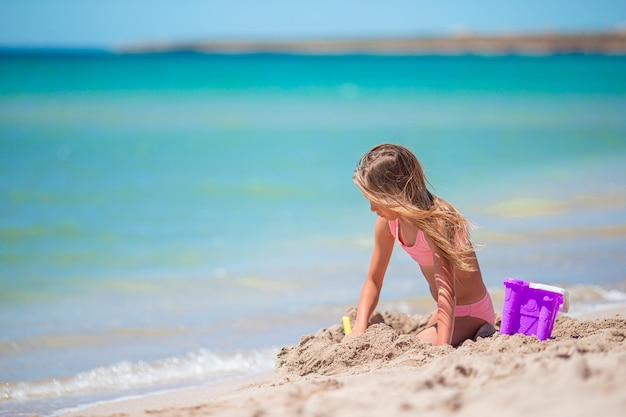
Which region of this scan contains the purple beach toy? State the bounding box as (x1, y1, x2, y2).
(500, 278, 570, 341)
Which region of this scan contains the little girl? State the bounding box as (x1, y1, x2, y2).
(351, 143, 495, 346)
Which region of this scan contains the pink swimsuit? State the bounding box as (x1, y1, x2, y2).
(454, 291, 496, 325)
(388, 219, 495, 325)
(388, 219, 434, 266)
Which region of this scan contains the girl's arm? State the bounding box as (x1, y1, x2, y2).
(353, 216, 395, 334)
(430, 241, 456, 345)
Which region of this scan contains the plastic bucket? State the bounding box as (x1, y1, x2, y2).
(500, 278, 570, 341)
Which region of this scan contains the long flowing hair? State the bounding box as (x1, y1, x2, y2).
(353, 143, 476, 272)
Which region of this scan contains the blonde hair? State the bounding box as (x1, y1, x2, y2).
(353, 143, 476, 272)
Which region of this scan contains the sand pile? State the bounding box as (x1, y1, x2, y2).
(271, 310, 625, 416)
(276, 309, 442, 376)
(277, 309, 626, 378)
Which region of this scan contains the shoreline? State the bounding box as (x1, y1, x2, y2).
(3, 32, 626, 56)
(53, 371, 275, 417)
(57, 305, 626, 417)
(116, 32, 626, 55)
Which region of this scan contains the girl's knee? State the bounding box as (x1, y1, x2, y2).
(417, 325, 438, 345)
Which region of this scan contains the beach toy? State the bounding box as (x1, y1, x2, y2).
(500, 278, 570, 341)
(342, 316, 352, 335)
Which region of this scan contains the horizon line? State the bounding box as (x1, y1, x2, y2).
(2, 30, 626, 55)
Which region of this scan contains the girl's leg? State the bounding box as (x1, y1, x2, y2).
(416, 309, 439, 344)
(417, 316, 487, 346)
(416, 324, 438, 345)
(451, 316, 488, 346)
(426, 309, 438, 327)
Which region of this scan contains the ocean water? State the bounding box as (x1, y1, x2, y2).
(1, 52, 625, 415)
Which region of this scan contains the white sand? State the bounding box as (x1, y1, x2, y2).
(58, 306, 626, 417)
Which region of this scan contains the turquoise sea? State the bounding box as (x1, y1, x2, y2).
(1, 52, 626, 415)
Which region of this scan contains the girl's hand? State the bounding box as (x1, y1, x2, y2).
(343, 328, 365, 341)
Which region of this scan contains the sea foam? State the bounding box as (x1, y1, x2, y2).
(2, 347, 277, 402)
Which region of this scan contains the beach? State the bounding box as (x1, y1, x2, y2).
(57, 306, 626, 417)
(2, 4, 625, 414)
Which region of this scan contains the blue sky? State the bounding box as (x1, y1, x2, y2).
(1, 0, 625, 47)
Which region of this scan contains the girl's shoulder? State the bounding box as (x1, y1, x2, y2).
(375, 216, 394, 235)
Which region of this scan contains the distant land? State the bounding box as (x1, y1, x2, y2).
(116, 31, 626, 55)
